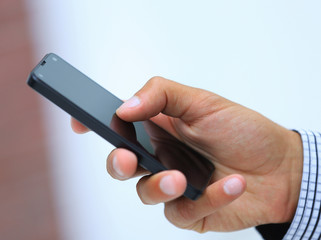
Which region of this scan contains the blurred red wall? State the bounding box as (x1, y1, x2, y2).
(0, 0, 60, 239)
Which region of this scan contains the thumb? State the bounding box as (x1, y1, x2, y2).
(116, 77, 229, 123)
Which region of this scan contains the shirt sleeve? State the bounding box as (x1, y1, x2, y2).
(282, 130, 321, 240)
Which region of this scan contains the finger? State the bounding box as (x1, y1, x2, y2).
(106, 148, 149, 180)
(136, 170, 187, 205)
(71, 118, 90, 134)
(116, 77, 229, 124)
(164, 174, 246, 230)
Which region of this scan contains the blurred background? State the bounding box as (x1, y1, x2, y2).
(1, 0, 320, 239)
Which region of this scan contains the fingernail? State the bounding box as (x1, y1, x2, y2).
(223, 177, 243, 195)
(112, 156, 125, 178)
(159, 175, 176, 196)
(118, 96, 140, 112)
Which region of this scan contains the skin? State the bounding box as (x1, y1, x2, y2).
(71, 77, 303, 233)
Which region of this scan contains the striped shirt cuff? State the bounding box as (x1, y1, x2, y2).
(283, 130, 321, 240)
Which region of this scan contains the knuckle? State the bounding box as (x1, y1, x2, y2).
(205, 193, 219, 210)
(136, 181, 148, 204)
(190, 221, 208, 234)
(106, 159, 116, 178)
(164, 200, 197, 228)
(148, 76, 165, 85)
(136, 177, 156, 205)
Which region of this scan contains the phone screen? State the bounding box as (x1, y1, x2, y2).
(28, 53, 214, 199)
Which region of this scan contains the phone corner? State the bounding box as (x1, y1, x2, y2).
(184, 185, 203, 201)
(26, 71, 40, 88)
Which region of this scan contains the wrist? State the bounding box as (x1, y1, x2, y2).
(283, 130, 303, 222)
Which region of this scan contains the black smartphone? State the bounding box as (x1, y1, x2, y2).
(27, 53, 214, 200)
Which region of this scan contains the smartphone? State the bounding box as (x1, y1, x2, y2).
(27, 53, 214, 200)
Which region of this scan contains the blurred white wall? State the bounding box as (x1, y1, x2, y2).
(26, 1, 321, 240)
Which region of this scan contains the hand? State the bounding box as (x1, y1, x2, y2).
(71, 77, 303, 233)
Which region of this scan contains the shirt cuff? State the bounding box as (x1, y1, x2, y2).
(283, 130, 321, 240)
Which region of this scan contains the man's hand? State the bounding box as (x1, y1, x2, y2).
(71, 77, 303, 233)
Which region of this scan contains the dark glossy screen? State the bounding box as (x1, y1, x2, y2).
(32, 54, 214, 191)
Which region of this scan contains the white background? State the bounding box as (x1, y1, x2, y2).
(26, 1, 321, 239)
